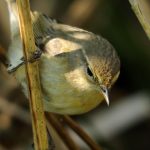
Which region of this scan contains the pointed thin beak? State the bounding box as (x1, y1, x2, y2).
(100, 86, 109, 106)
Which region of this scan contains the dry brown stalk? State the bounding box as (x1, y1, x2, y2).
(16, 0, 49, 149)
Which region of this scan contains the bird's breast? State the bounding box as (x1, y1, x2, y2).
(14, 53, 104, 114)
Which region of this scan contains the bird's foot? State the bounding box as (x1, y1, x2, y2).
(7, 48, 42, 73)
(28, 48, 43, 63)
(7, 59, 24, 73)
(7, 36, 44, 73)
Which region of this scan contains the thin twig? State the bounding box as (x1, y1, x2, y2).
(129, 0, 150, 39)
(16, 0, 49, 149)
(46, 120, 68, 150)
(62, 115, 102, 150)
(46, 113, 80, 150)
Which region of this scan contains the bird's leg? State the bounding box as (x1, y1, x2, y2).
(7, 36, 44, 73)
(7, 48, 42, 74)
(28, 36, 44, 63)
(29, 34, 52, 62)
(27, 47, 43, 63)
(7, 60, 24, 73)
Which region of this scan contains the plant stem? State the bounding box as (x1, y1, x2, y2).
(129, 0, 150, 39)
(16, 0, 49, 149)
(46, 113, 80, 150)
(62, 115, 102, 150)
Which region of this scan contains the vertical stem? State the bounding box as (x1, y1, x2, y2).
(129, 0, 150, 39)
(16, 0, 49, 149)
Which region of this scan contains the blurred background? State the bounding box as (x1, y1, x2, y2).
(0, 0, 150, 149)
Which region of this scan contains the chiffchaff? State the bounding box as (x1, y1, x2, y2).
(6, 5, 120, 114)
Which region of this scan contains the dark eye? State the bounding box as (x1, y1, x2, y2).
(87, 67, 93, 77)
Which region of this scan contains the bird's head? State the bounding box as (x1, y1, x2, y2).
(82, 35, 120, 105)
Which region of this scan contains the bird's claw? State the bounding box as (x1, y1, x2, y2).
(7, 59, 24, 73)
(28, 48, 43, 63)
(7, 48, 42, 73)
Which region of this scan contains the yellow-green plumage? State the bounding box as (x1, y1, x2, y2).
(14, 39, 104, 114)
(8, 12, 120, 115)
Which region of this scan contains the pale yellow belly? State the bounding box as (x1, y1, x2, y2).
(14, 55, 104, 114)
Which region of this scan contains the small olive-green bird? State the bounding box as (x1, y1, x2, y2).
(6, 3, 120, 114)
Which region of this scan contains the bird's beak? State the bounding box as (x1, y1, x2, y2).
(100, 85, 109, 106)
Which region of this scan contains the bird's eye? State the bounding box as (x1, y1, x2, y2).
(87, 66, 93, 77)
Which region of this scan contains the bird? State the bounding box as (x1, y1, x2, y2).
(6, 2, 120, 115)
